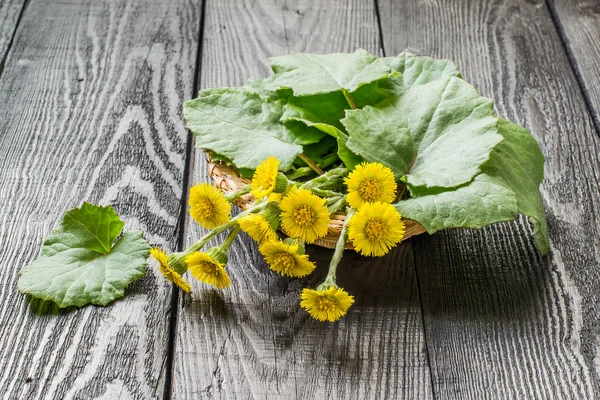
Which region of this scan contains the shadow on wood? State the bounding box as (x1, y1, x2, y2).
(175, 236, 430, 399)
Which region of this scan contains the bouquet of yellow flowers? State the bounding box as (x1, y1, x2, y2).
(151, 50, 548, 322)
(152, 156, 407, 322)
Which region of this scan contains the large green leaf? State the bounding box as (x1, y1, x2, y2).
(18, 203, 150, 308)
(266, 49, 390, 96)
(396, 173, 518, 232)
(184, 88, 321, 170)
(353, 52, 462, 107)
(388, 52, 462, 89)
(395, 119, 548, 256)
(343, 77, 503, 189)
(486, 118, 548, 255)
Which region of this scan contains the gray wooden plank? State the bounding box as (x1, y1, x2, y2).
(550, 0, 600, 128)
(0, 0, 201, 398)
(0, 0, 26, 66)
(378, 0, 600, 398)
(172, 0, 433, 398)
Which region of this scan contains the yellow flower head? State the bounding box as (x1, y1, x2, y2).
(189, 183, 231, 229)
(300, 286, 354, 322)
(186, 250, 231, 289)
(238, 214, 278, 244)
(150, 248, 191, 292)
(259, 239, 316, 277)
(279, 189, 330, 243)
(344, 162, 397, 209)
(252, 156, 287, 198)
(267, 192, 283, 203)
(348, 202, 405, 256)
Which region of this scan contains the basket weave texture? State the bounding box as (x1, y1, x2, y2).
(208, 161, 427, 249)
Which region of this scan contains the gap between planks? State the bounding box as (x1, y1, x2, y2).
(164, 0, 209, 399)
(544, 0, 600, 139)
(0, 0, 29, 78)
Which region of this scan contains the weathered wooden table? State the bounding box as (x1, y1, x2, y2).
(1, 0, 599, 398)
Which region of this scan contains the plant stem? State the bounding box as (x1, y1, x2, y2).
(397, 183, 407, 201)
(326, 196, 347, 214)
(311, 187, 343, 198)
(317, 153, 340, 169)
(299, 153, 324, 175)
(286, 167, 315, 181)
(300, 166, 348, 190)
(342, 89, 357, 110)
(224, 184, 252, 202)
(319, 208, 355, 288)
(168, 204, 264, 274)
(220, 225, 241, 250)
(189, 200, 267, 252)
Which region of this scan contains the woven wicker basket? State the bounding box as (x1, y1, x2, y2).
(208, 160, 427, 249)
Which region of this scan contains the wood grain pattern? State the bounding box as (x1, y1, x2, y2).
(379, 0, 600, 397)
(0, 0, 26, 66)
(0, 0, 200, 398)
(550, 0, 600, 128)
(173, 0, 433, 398)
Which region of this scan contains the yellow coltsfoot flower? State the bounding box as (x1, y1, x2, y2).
(251, 156, 288, 198)
(259, 239, 316, 277)
(150, 248, 191, 293)
(348, 202, 405, 256)
(186, 249, 231, 289)
(267, 192, 284, 203)
(238, 214, 278, 244)
(189, 183, 231, 229)
(279, 188, 330, 243)
(238, 201, 280, 244)
(300, 286, 354, 322)
(344, 162, 397, 209)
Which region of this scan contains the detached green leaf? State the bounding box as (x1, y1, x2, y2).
(18, 203, 150, 308)
(267, 49, 390, 96)
(395, 173, 518, 232)
(185, 88, 313, 170)
(343, 77, 503, 189)
(486, 119, 548, 255)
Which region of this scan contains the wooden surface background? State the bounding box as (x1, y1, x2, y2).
(0, 0, 598, 399)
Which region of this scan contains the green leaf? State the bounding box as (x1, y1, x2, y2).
(242, 77, 280, 100)
(301, 135, 337, 162)
(286, 118, 363, 170)
(395, 173, 518, 233)
(281, 91, 348, 129)
(17, 203, 150, 308)
(335, 130, 363, 170)
(395, 119, 548, 256)
(388, 52, 462, 89)
(266, 49, 390, 96)
(486, 118, 548, 255)
(353, 52, 462, 107)
(185, 88, 313, 170)
(343, 77, 503, 189)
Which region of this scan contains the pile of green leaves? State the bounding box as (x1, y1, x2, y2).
(184, 49, 548, 255)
